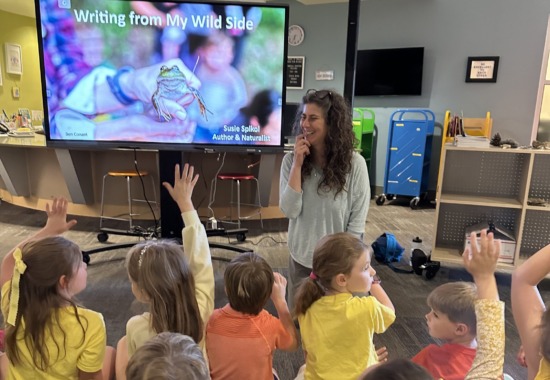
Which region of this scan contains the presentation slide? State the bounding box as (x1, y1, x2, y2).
(38, 0, 287, 148)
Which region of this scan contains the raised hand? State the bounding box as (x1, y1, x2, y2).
(463, 229, 500, 303)
(162, 163, 199, 213)
(1, 197, 77, 288)
(43, 197, 78, 235)
(462, 229, 500, 280)
(271, 272, 287, 303)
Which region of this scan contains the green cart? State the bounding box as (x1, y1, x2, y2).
(352, 108, 375, 172)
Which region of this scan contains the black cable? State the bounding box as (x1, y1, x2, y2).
(133, 149, 160, 238)
(207, 152, 226, 220)
(245, 235, 287, 246)
(194, 154, 212, 211)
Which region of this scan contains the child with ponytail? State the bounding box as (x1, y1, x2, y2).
(294, 232, 395, 380)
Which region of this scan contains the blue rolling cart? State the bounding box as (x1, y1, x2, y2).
(376, 109, 435, 209)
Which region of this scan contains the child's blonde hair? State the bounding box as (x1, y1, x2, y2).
(126, 240, 203, 343)
(427, 281, 477, 335)
(126, 332, 209, 380)
(224, 252, 274, 315)
(293, 232, 367, 316)
(5, 236, 86, 369)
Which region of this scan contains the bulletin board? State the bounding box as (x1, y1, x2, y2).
(286, 56, 305, 89)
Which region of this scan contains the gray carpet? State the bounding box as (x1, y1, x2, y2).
(0, 198, 538, 379)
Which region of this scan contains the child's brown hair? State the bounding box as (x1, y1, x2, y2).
(293, 232, 367, 316)
(361, 358, 432, 380)
(5, 236, 86, 369)
(126, 240, 203, 342)
(224, 252, 274, 315)
(427, 281, 477, 335)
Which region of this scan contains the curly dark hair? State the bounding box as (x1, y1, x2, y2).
(291, 89, 358, 196)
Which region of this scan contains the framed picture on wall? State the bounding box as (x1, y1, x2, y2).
(5, 43, 22, 75)
(465, 56, 499, 83)
(0, 63, 3, 86)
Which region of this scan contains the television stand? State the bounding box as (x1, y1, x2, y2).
(82, 232, 251, 264)
(96, 226, 159, 243)
(81, 150, 253, 264)
(206, 226, 249, 242)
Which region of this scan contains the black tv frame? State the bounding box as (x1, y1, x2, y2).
(34, 0, 290, 154)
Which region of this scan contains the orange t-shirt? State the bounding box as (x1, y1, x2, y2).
(206, 305, 294, 380)
(412, 343, 476, 380)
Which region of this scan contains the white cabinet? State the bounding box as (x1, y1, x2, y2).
(432, 146, 550, 270)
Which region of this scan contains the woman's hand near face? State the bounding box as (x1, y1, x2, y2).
(293, 134, 311, 167)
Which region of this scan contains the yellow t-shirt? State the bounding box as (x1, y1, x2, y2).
(535, 357, 550, 380)
(298, 293, 396, 380)
(1, 282, 106, 380)
(126, 312, 154, 357)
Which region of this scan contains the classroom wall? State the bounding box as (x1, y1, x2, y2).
(285, 1, 348, 103)
(3, 1, 550, 192)
(0, 10, 43, 123)
(285, 0, 550, 189)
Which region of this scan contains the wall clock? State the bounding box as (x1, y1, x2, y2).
(288, 25, 305, 46)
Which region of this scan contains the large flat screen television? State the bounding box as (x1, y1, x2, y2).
(35, 0, 289, 152)
(354, 47, 424, 96)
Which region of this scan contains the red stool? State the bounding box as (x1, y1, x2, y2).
(209, 172, 263, 229)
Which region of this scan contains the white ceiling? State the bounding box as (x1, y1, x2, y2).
(0, 0, 347, 19)
(0, 0, 36, 18)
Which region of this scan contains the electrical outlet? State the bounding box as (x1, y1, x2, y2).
(12, 87, 20, 98)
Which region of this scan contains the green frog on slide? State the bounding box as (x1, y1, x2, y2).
(151, 65, 211, 122)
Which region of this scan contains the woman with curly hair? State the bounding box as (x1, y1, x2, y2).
(279, 89, 370, 307)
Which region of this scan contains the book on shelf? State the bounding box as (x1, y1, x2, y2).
(447, 135, 490, 148)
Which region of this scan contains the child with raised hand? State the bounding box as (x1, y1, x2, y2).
(293, 232, 395, 380)
(461, 229, 504, 379)
(512, 240, 550, 379)
(0, 197, 115, 380)
(411, 281, 478, 379)
(126, 332, 209, 380)
(206, 252, 298, 380)
(362, 230, 504, 380)
(115, 163, 215, 379)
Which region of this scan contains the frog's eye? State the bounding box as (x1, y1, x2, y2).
(160, 65, 168, 71)
(172, 66, 180, 71)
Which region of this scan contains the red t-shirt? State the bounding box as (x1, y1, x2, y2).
(412, 343, 476, 380)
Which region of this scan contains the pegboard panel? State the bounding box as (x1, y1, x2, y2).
(442, 150, 528, 198)
(436, 203, 520, 248)
(520, 210, 550, 258)
(529, 154, 550, 201)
